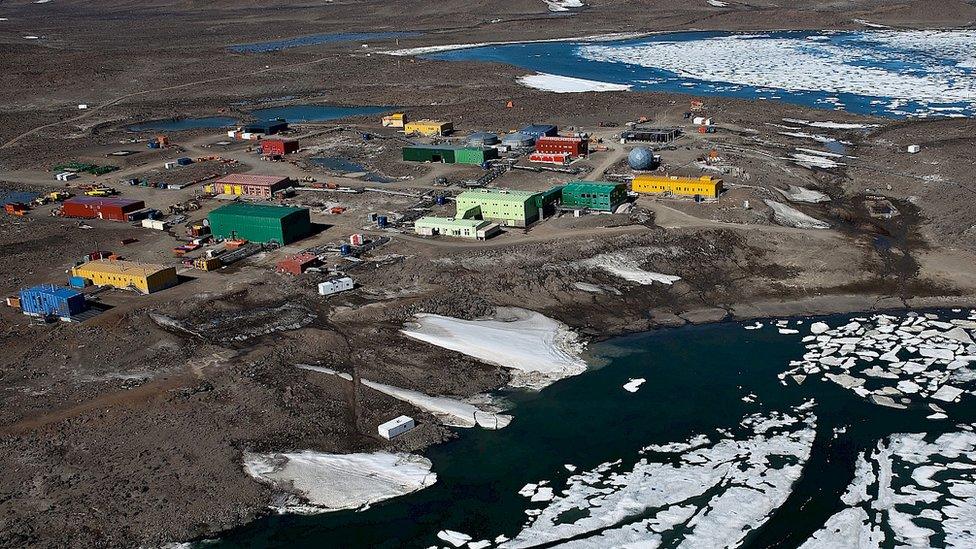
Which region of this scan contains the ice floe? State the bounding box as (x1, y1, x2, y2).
(582, 252, 681, 285)
(243, 451, 437, 514)
(779, 312, 976, 409)
(764, 199, 831, 229)
(578, 32, 976, 108)
(401, 307, 587, 390)
(516, 73, 631, 93)
(543, 0, 584, 12)
(802, 428, 976, 548)
(438, 529, 473, 547)
(623, 378, 646, 392)
(471, 407, 816, 548)
(296, 364, 513, 429)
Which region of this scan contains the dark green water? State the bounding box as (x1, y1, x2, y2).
(210, 312, 974, 548)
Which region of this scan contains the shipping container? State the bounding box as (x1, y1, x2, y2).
(68, 276, 89, 288)
(318, 277, 355, 296)
(378, 415, 415, 440)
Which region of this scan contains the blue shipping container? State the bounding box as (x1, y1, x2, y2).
(19, 285, 87, 318)
(68, 276, 89, 288)
(177, 157, 192, 166)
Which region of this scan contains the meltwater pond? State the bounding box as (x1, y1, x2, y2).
(211, 310, 976, 548)
(425, 30, 976, 118)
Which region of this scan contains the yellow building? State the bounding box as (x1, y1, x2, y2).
(632, 175, 723, 199)
(404, 119, 453, 136)
(382, 113, 405, 128)
(71, 259, 178, 294)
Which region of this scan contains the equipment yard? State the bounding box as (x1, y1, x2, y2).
(2, 0, 976, 547)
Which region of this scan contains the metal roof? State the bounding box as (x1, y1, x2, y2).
(214, 174, 290, 186)
(21, 284, 81, 299)
(458, 188, 540, 204)
(415, 216, 490, 229)
(75, 259, 174, 277)
(520, 124, 557, 135)
(209, 202, 308, 219)
(63, 197, 143, 207)
(564, 181, 625, 193)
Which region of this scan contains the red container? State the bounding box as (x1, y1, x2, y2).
(261, 139, 299, 156)
(276, 253, 319, 276)
(535, 136, 587, 157)
(529, 152, 571, 165)
(61, 197, 145, 222)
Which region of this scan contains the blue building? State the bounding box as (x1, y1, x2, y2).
(519, 124, 558, 141)
(243, 118, 288, 135)
(19, 285, 87, 319)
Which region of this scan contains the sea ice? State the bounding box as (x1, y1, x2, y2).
(437, 530, 472, 547)
(517, 73, 631, 93)
(623, 378, 647, 392)
(243, 451, 436, 514)
(402, 307, 587, 390)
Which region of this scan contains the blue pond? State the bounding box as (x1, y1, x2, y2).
(230, 32, 421, 53)
(249, 105, 388, 123)
(126, 117, 238, 132)
(309, 157, 395, 183)
(427, 30, 976, 118)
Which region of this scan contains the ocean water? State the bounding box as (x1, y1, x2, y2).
(229, 32, 421, 53)
(426, 30, 976, 118)
(210, 310, 976, 548)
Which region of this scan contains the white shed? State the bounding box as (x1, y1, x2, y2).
(141, 219, 168, 230)
(318, 277, 355, 296)
(378, 415, 415, 440)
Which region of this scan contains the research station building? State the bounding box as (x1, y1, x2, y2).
(561, 181, 628, 212)
(455, 189, 541, 228)
(414, 216, 501, 240)
(404, 119, 453, 136)
(632, 175, 723, 199)
(209, 174, 292, 198)
(402, 145, 498, 165)
(71, 259, 178, 294)
(19, 285, 87, 319)
(207, 203, 312, 245)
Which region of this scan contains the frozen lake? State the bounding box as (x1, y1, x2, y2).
(210, 309, 976, 548)
(424, 30, 976, 118)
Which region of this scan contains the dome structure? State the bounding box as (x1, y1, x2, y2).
(501, 132, 536, 148)
(627, 147, 656, 171)
(466, 132, 499, 147)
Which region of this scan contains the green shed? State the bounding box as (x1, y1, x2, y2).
(455, 147, 499, 165)
(402, 145, 456, 163)
(208, 203, 311, 245)
(560, 181, 628, 212)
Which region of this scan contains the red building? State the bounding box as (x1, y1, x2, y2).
(535, 136, 588, 157)
(261, 139, 300, 156)
(276, 253, 320, 276)
(61, 197, 145, 222)
(528, 152, 571, 165)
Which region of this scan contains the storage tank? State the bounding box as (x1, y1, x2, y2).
(466, 131, 499, 147)
(501, 132, 535, 148)
(627, 147, 656, 171)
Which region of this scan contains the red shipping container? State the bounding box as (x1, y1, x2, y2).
(261, 139, 299, 156)
(61, 197, 145, 222)
(276, 253, 319, 276)
(529, 152, 571, 165)
(535, 136, 588, 157)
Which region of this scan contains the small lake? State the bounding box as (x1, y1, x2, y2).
(209, 309, 976, 548)
(309, 157, 395, 183)
(230, 32, 421, 53)
(426, 30, 976, 118)
(249, 105, 389, 124)
(126, 116, 238, 132)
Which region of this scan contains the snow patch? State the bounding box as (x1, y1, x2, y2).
(517, 73, 631, 93)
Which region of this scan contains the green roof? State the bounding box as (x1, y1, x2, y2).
(458, 189, 540, 204)
(209, 202, 307, 219)
(563, 181, 624, 193)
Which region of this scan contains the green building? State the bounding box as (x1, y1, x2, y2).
(414, 216, 500, 240)
(456, 189, 541, 228)
(560, 181, 628, 212)
(208, 203, 311, 245)
(402, 145, 498, 165)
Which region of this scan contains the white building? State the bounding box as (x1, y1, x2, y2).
(378, 415, 415, 440)
(318, 276, 355, 296)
